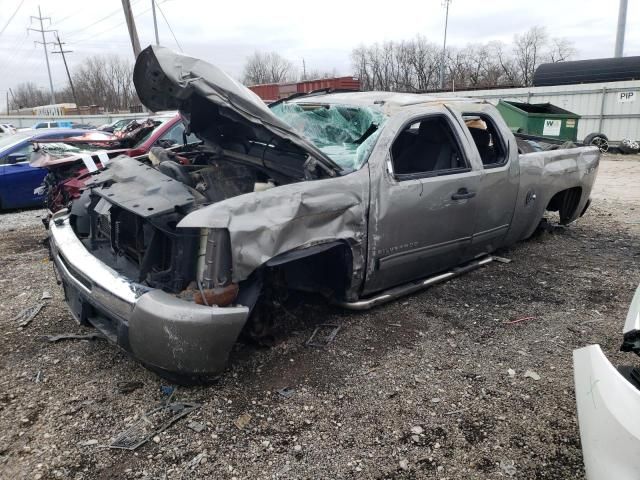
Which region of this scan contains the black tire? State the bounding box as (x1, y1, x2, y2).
(619, 144, 634, 154)
(583, 132, 609, 152)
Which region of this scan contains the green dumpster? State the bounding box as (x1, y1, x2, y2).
(495, 100, 580, 142)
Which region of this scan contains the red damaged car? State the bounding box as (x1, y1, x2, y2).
(30, 113, 199, 213)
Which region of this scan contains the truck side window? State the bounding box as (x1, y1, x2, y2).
(391, 116, 468, 178)
(462, 114, 507, 168)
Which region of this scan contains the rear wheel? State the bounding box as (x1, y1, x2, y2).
(583, 132, 609, 152)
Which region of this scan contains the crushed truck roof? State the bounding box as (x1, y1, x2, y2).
(288, 91, 483, 111)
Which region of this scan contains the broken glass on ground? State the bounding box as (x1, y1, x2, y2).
(305, 323, 341, 347)
(109, 401, 200, 450)
(12, 303, 46, 328)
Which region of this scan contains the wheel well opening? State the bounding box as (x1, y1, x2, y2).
(273, 243, 353, 300)
(546, 187, 582, 224)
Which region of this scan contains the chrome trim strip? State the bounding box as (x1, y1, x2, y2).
(338, 256, 493, 311)
(49, 212, 139, 306)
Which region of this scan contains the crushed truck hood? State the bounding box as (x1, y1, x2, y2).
(133, 46, 341, 177)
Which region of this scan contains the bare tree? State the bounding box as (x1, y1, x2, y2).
(513, 26, 548, 86)
(12, 82, 49, 109)
(68, 55, 137, 111)
(12, 55, 137, 111)
(549, 37, 576, 63)
(242, 51, 296, 85)
(351, 26, 576, 92)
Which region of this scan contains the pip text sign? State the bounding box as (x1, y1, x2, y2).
(617, 91, 636, 103)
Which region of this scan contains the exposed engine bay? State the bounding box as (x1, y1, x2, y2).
(67, 144, 289, 310)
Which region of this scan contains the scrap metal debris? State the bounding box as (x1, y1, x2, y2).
(186, 451, 207, 470)
(187, 421, 206, 433)
(40, 291, 52, 300)
(277, 387, 296, 399)
(234, 413, 252, 430)
(45, 333, 105, 343)
(117, 381, 144, 394)
(524, 370, 541, 381)
(504, 316, 536, 325)
(109, 401, 200, 450)
(500, 459, 517, 477)
(493, 256, 512, 264)
(305, 323, 341, 347)
(160, 385, 176, 397)
(12, 303, 46, 328)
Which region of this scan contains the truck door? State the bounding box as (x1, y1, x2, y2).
(364, 108, 482, 295)
(459, 107, 519, 255)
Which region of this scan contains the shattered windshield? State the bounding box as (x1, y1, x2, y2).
(270, 102, 387, 172)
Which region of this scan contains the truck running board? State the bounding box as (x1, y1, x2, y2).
(336, 256, 494, 311)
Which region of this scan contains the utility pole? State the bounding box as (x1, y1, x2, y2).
(51, 34, 79, 109)
(121, 0, 142, 58)
(439, 0, 452, 90)
(302, 58, 307, 80)
(614, 0, 628, 57)
(28, 5, 56, 105)
(151, 0, 159, 45)
(6, 91, 9, 115)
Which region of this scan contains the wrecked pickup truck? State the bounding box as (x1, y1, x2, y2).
(47, 46, 600, 382)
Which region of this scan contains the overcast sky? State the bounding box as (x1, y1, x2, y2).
(0, 0, 639, 100)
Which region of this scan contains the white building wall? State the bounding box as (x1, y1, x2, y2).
(448, 80, 640, 142)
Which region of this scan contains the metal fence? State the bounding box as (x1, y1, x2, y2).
(2, 79, 639, 142)
(448, 80, 640, 142)
(0, 112, 149, 129)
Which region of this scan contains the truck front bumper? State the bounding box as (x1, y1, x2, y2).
(48, 212, 249, 380)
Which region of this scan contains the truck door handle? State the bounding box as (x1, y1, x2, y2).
(451, 188, 476, 200)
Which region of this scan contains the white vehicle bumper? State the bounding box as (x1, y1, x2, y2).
(574, 344, 640, 479)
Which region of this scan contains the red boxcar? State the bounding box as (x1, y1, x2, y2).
(249, 76, 360, 103)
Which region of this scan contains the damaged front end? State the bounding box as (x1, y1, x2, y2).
(574, 284, 640, 479)
(48, 46, 371, 381)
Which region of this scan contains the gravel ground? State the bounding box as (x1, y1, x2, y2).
(0, 156, 639, 479)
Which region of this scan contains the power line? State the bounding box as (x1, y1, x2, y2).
(155, 0, 182, 52)
(0, 0, 25, 35)
(65, 0, 142, 40)
(66, 2, 163, 47)
(50, 7, 87, 28)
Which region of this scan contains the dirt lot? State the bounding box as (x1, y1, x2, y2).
(0, 155, 639, 480)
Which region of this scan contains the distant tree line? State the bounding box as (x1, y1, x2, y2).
(10, 55, 138, 112)
(11, 25, 576, 110)
(242, 52, 338, 85)
(351, 26, 575, 92)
